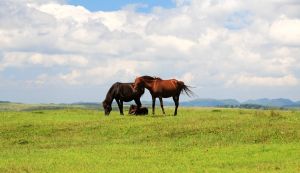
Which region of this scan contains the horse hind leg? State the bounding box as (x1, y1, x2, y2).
(172, 95, 179, 116)
(152, 96, 156, 115)
(159, 97, 165, 114)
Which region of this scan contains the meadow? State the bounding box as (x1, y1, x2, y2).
(0, 106, 299, 173)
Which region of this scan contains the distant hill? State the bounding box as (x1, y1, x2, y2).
(181, 99, 240, 107)
(243, 98, 297, 107)
(71, 102, 100, 109)
(0, 101, 10, 103)
(1, 98, 300, 111)
(180, 98, 300, 108)
(78, 99, 300, 108)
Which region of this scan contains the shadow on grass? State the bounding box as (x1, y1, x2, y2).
(149, 114, 175, 118)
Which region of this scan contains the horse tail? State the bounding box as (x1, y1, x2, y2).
(179, 81, 195, 97)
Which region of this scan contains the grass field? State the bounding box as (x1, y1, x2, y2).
(0, 107, 300, 172)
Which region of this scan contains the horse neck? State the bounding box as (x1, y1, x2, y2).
(142, 79, 155, 91)
(104, 89, 114, 105)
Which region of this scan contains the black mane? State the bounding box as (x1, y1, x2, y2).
(140, 75, 162, 80)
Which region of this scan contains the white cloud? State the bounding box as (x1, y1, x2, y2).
(26, 74, 52, 86)
(59, 59, 151, 85)
(173, 0, 191, 6)
(37, 3, 91, 23)
(27, 0, 64, 5)
(147, 34, 195, 53)
(0, 52, 88, 70)
(270, 16, 300, 45)
(59, 70, 81, 85)
(227, 74, 299, 87)
(176, 72, 194, 84)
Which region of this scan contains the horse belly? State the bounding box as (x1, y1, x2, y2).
(122, 97, 134, 102)
(154, 82, 178, 98)
(160, 89, 176, 98)
(119, 86, 136, 102)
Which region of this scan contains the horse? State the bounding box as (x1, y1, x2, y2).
(133, 76, 193, 116)
(128, 105, 148, 115)
(102, 82, 144, 115)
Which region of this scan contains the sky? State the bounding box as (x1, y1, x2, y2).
(67, 0, 175, 12)
(0, 0, 300, 103)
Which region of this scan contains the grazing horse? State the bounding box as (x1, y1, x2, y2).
(133, 76, 193, 116)
(102, 82, 144, 115)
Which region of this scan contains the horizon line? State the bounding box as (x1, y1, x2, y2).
(1, 97, 299, 105)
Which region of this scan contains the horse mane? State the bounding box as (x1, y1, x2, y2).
(140, 75, 162, 80)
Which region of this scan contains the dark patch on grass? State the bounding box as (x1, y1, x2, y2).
(16, 139, 29, 145)
(239, 110, 249, 115)
(270, 110, 282, 118)
(254, 111, 266, 117)
(23, 106, 67, 111)
(22, 124, 33, 128)
(32, 111, 44, 114)
(149, 114, 170, 118)
(212, 109, 222, 112)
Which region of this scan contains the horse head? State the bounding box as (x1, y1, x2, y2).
(133, 77, 145, 94)
(102, 101, 112, 115)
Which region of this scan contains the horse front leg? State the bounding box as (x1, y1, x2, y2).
(172, 95, 179, 116)
(116, 99, 124, 115)
(120, 100, 124, 115)
(159, 97, 165, 114)
(134, 98, 142, 109)
(152, 96, 156, 115)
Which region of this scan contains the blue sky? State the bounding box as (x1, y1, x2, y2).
(67, 0, 175, 12)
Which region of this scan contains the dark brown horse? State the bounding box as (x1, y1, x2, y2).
(102, 82, 144, 115)
(133, 76, 193, 116)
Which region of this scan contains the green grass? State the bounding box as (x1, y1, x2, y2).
(0, 108, 300, 172)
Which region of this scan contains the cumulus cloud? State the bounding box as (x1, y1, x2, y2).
(177, 72, 195, 84)
(0, 0, 300, 102)
(227, 74, 299, 87)
(270, 16, 300, 45)
(0, 52, 88, 70)
(59, 59, 151, 85)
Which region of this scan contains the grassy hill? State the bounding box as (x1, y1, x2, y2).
(0, 107, 299, 172)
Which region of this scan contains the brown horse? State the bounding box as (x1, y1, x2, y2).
(133, 76, 193, 116)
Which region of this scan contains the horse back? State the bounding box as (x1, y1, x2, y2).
(115, 82, 144, 101)
(156, 79, 181, 89)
